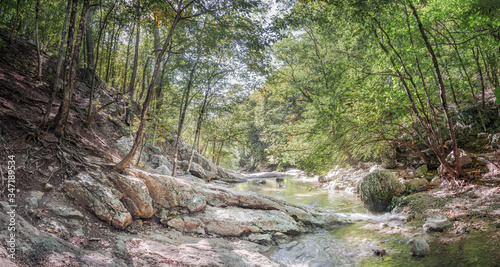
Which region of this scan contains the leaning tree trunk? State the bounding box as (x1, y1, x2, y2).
(52, 0, 90, 136)
(114, 3, 183, 172)
(41, 0, 71, 127)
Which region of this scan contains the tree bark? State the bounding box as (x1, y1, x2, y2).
(9, 0, 21, 43)
(114, 2, 184, 172)
(52, 0, 90, 136)
(122, 23, 135, 94)
(41, 0, 71, 127)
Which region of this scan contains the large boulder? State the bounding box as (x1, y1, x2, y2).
(359, 170, 405, 212)
(438, 149, 472, 174)
(108, 172, 154, 219)
(179, 161, 216, 181)
(115, 136, 140, 163)
(415, 164, 428, 177)
(149, 155, 173, 170)
(63, 172, 132, 229)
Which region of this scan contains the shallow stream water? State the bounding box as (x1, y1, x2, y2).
(231, 176, 397, 266)
(230, 176, 496, 266)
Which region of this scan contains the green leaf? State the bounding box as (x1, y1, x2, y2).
(494, 87, 500, 104)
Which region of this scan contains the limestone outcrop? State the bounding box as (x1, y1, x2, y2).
(63, 170, 345, 236)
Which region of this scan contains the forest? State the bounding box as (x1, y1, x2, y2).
(1, 0, 499, 176)
(0, 0, 499, 266)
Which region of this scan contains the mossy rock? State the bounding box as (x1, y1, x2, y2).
(359, 170, 405, 212)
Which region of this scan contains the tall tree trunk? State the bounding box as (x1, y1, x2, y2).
(85, 8, 94, 71)
(35, 0, 42, 81)
(105, 24, 117, 83)
(114, 2, 184, 172)
(216, 141, 224, 166)
(187, 85, 211, 171)
(472, 48, 486, 108)
(53, 0, 90, 136)
(409, 4, 465, 179)
(172, 56, 200, 177)
(41, 0, 71, 127)
(126, 6, 141, 127)
(122, 23, 135, 94)
(9, 0, 21, 43)
(139, 55, 150, 102)
(86, 2, 116, 124)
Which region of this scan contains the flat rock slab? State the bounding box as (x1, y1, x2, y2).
(126, 238, 279, 267)
(190, 206, 302, 236)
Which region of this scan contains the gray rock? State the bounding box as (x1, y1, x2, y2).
(115, 136, 139, 163)
(149, 155, 173, 170)
(44, 183, 54, 191)
(155, 165, 172, 176)
(0, 201, 81, 263)
(438, 149, 473, 175)
(369, 165, 384, 173)
(490, 133, 500, 149)
(188, 162, 216, 181)
(272, 232, 291, 245)
(190, 206, 301, 237)
(411, 237, 430, 256)
(63, 172, 132, 229)
(26, 191, 44, 209)
(359, 170, 405, 212)
(445, 149, 472, 168)
(404, 178, 429, 192)
(423, 214, 453, 232)
(246, 233, 272, 245)
(48, 204, 84, 219)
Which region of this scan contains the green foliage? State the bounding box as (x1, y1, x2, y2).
(494, 87, 500, 104)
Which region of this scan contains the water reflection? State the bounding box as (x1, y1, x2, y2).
(230, 176, 365, 213)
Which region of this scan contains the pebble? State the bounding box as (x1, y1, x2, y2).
(411, 237, 430, 256)
(44, 183, 54, 191)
